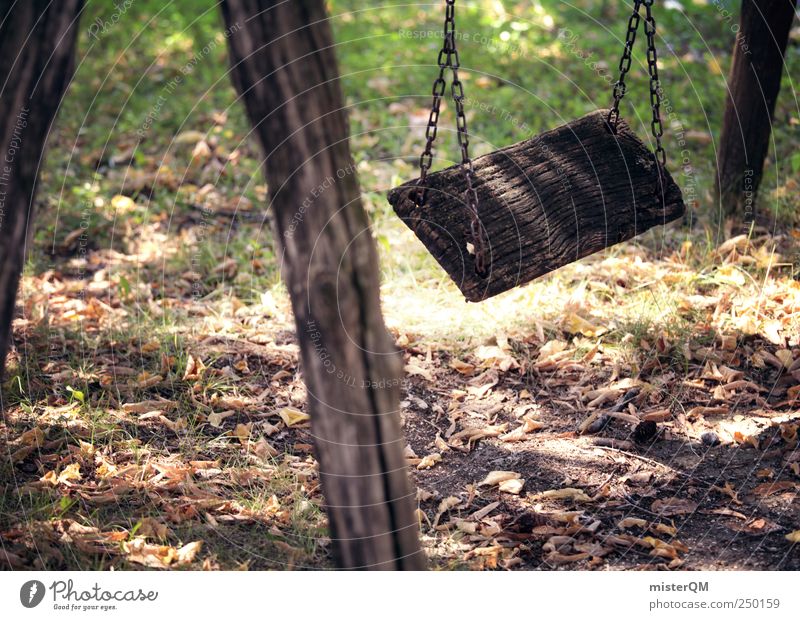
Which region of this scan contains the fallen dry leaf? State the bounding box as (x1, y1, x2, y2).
(563, 313, 605, 337)
(651, 497, 698, 516)
(124, 539, 176, 568)
(450, 359, 476, 375)
(18, 427, 46, 447)
(278, 406, 310, 427)
(58, 463, 82, 485)
(726, 517, 781, 536)
(498, 478, 524, 494)
(478, 471, 520, 487)
(432, 496, 461, 528)
(123, 538, 202, 568)
(208, 410, 235, 428)
(252, 437, 278, 460)
(139, 411, 186, 434)
(405, 361, 433, 381)
(751, 480, 796, 497)
(473, 345, 519, 371)
(138, 517, 169, 540)
(499, 418, 545, 441)
(122, 399, 178, 414)
(417, 453, 442, 470)
(687, 406, 729, 418)
(79, 482, 137, 505)
(533, 488, 593, 503)
(619, 517, 648, 529)
(183, 354, 206, 380)
(469, 501, 500, 521)
(233, 423, 252, 443)
(175, 541, 203, 565)
(651, 522, 678, 537)
(641, 409, 672, 422)
(131, 372, 163, 389)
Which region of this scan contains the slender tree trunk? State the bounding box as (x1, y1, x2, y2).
(715, 0, 796, 226)
(221, 0, 425, 569)
(0, 0, 83, 378)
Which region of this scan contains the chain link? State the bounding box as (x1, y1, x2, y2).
(416, 0, 488, 276)
(608, 0, 667, 174)
(608, 1, 641, 130)
(643, 0, 667, 170)
(416, 0, 671, 278)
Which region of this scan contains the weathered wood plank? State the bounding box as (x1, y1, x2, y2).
(388, 109, 685, 302)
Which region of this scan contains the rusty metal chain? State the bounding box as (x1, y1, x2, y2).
(416, 0, 488, 276)
(608, 0, 667, 173)
(608, 1, 642, 130)
(416, 1, 453, 191)
(643, 0, 667, 170)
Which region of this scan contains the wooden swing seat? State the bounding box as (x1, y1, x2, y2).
(387, 109, 685, 302)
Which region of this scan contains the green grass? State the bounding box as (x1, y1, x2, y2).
(36, 0, 800, 269)
(28, 0, 799, 320)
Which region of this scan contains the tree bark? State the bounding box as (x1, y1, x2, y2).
(715, 0, 796, 225)
(221, 0, 425, 569)
(0, 0, 83, 378)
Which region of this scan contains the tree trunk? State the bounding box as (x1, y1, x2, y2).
(0, 0, 83, 378)
(221, 0, 425, 569)
(715, 0, 796, 226)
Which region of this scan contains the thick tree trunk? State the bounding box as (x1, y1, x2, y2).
(0, 0, 83, 378)
(715, 0, 796, 225)
(221, 0, 425, 569)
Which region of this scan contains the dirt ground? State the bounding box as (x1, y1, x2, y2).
(1, 224, 798, 571)
(401, 348, 800, 570)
